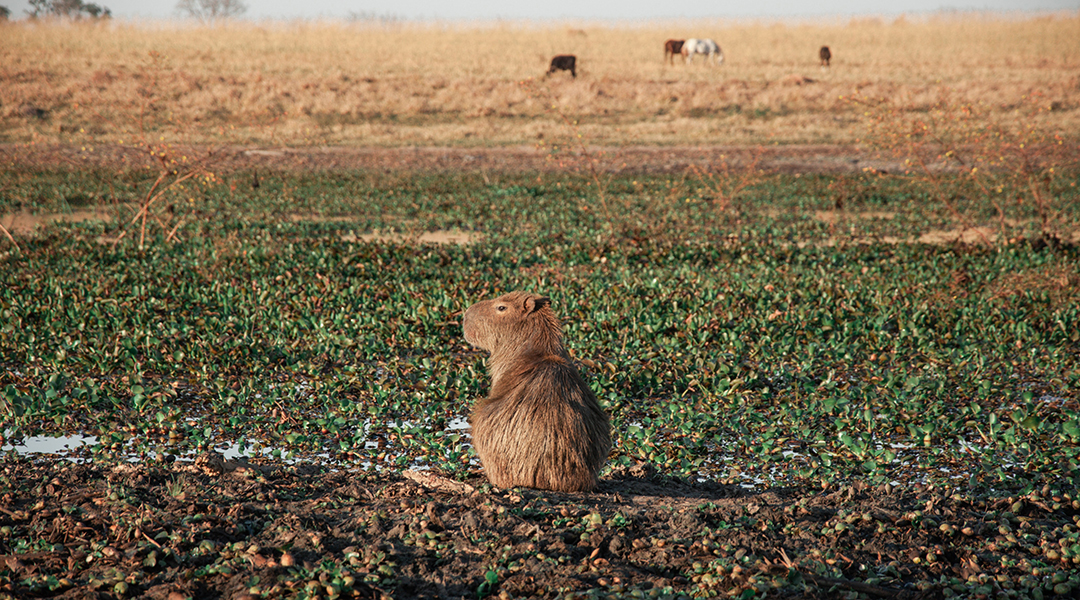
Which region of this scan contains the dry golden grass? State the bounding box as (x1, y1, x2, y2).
(1, 14, 1078, 147)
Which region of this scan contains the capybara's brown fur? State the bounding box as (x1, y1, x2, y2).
(819, 45, 832, 67)
(463, 291, 611, 492)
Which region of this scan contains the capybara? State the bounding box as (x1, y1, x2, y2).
(547, 54, 577, 78)
(819, 45, 832, 67)
(463, 291, 610, 492)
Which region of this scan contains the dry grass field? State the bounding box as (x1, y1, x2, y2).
(1, 13, 1079, 148)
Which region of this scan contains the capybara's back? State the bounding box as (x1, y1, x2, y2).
(463, 291, 610, 492)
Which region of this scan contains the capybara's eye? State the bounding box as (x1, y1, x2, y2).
(497, 305, 507, 311)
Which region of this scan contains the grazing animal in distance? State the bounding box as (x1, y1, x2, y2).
(664, 39, 685, 65)
(682, 38, 723, 65)
(547, 54, 577, 78)
(463, 291, 611, 493)
(819, 45, 832, 67)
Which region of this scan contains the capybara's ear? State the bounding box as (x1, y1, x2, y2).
(524, 295, 550, 314)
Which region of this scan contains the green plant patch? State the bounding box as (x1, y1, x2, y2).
(1, 168, 1078, 495)
(2, 166, 1079, 599)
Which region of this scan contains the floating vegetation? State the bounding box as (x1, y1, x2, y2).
(1, 167, 1078, 598)
(3, 169, 1077, 491)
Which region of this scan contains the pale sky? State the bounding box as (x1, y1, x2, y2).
(2, 0, 1076, 20)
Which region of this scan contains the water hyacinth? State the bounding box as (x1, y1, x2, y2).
(0, 166, 1078, 598)
(1, 168, 1078, 490)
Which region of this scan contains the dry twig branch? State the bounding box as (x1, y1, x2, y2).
(0, 222, 21, 253)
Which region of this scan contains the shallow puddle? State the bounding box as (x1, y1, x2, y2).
(1, 433, 305, 465)
(2, 434, 99, 461)
(4, 417, 476, 468)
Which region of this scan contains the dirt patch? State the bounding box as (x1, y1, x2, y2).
(283, 216, 481, 244)
(792, 219, 1080, 248)
(812, 210, 896, 224)
(0, 209, 113, 235)
(285, 214, 361, 224)
(340, 229, 480, 245)
(917, 227, 998, 246)
(0, 143, 906, 176)
(779, 74, 815, 86)
(2, 457, 1076, 599)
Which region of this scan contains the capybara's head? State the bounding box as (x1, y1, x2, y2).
(463, 291, 562, 355)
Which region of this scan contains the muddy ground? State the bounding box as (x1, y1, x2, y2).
(0, 143, 901, 176)
(2, 455, 1078, 599)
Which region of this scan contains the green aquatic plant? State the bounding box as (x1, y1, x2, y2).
(1, 167, 1078, 495)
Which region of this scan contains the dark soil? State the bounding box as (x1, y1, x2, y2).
(2, 456, 1078, 599)
(0, 143, 902, 176)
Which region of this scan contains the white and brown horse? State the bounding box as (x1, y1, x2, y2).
(682, 38, 723, 65)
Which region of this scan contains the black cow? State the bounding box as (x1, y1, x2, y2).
(547, 54, 577, 78)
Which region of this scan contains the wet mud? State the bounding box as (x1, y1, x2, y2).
(2, 457, 1077, 599)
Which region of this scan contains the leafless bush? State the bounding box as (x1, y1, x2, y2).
(104, 51, 226, 249)
(853, 91, 1078, 247)
(688, 150, 765, 217)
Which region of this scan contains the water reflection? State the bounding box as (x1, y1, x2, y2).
(2, 434, 99, 461)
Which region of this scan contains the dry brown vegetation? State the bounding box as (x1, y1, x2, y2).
(1, 13, 1079, 148)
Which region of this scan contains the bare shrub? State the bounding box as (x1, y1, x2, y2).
(105, 51, 228, 249)
(689, 150, 765, 217)
(518, 77, 619, 236)
(854, 91, 1078, 247)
